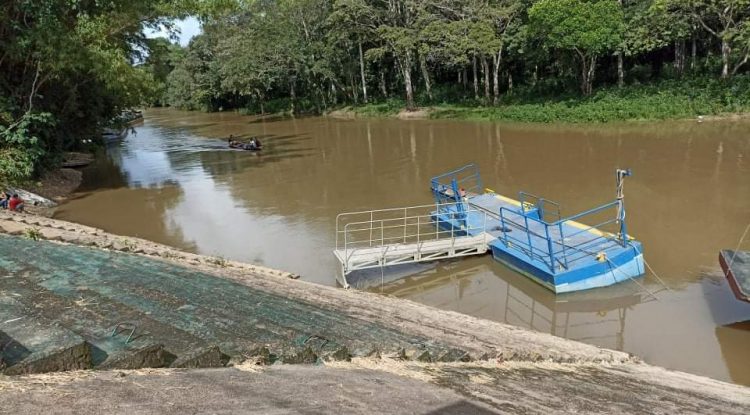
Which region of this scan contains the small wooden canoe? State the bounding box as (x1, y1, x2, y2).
(719, 250, 750, 303)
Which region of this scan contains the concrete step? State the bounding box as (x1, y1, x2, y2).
(0, 295, 92, 375)
(0, 271, 223, 370)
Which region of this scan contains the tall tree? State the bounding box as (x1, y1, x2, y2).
(677, 0, 750, 78)
(529, 0, 625, 95)
(0, 0, 193, 181)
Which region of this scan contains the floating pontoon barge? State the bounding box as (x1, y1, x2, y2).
(334, 164, 645, 293)
(430, 164, 644, 293)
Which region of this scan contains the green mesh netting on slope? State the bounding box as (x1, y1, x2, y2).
(0, 235, 466, 364)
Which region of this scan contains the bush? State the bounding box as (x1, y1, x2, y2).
(428, 75, 750, 123)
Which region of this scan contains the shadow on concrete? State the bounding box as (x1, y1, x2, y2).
(427, 401, 500, 414)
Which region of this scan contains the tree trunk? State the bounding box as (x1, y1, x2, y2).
(380, 70, 387, 97)
(472, 56, 479, 100)
(350, 73, 358, 105)
(507, 71, 513, 95)
(481, 55, 490, 103)
(674, 40, 686, 77)
(289, 78, 296, 113)
(493, 47, 502, 105)
(462, 67, 467, 88)
(419, 53, 432, 101)
(403, 52, 415, 110)
(358, 42, 368, 104)
(580, 55, 596, 96)
(721, 38, 731, 79)
(616, 0, 624, 87)
(330, 82, 337, 106)
(691, 37, 697, 70)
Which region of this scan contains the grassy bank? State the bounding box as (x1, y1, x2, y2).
(342, 76, 750, 123)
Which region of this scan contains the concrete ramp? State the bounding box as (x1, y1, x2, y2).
(0, 296, 92, 374)
(0, 234, 482, 374)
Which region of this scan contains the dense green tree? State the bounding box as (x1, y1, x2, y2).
(680, 0, 750, 78)
(529, 0, 625, 95)
(0, 0, 201, 181)
(142, 38, 186, 105)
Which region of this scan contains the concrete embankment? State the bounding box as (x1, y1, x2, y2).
(0, 210, 748, 413)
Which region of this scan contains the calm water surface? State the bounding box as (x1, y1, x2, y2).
(56, 108, 750, 385)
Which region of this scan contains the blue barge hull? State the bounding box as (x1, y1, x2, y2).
(431, 165, 645, 294)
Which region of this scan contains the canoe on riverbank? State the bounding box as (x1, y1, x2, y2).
(720, 250, 750, 302)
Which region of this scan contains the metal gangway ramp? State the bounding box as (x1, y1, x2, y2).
(334, 203, 492, 288)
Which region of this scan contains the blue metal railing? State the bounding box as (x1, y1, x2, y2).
(498, 200, 625, 274)
(518, 191, 562, 223)
(430, 164, 483, 205)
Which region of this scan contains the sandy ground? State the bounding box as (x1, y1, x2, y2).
(0, 361, 748, 414)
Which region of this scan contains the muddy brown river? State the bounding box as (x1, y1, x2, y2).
(56, 108, 750, 385)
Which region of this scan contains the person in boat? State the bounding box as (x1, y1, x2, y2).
(0, 191, 8, 209)
(459, 188, 467, 198)
(254, 137, 262, 148)
(8, 194, 24, 212)
(248, 138, 259, 150)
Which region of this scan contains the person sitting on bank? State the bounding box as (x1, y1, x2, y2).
(8, 194, 24, 212)
(0, 191, 8, 209)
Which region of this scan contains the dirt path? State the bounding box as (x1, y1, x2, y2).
(0, 362, 747, 414)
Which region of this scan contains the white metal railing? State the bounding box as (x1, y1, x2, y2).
(334, 202, 489, 271)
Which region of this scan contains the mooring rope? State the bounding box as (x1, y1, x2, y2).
(604, 256, 660, 301)
(726, 222, 750, 270)
(554, 237, 664, 301)
(644, 259, 672, 292)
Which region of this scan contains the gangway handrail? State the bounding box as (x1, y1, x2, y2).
(341, 209, 486, 249)
(498, 198, 628, 273)
(336, 202, 473, 250)
(335, 202, 490, 283)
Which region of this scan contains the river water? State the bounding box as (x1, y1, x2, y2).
(56, 108, 750, 385)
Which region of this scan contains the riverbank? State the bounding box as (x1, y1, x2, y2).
(0, 167, 82, 218)
(327, 77, 750, 124)
(0, 211, 748, 412)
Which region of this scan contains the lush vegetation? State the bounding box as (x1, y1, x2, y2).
(342, 75, 750, 122)
(0, 1, 224, 183)
(158, 0, 750, 121)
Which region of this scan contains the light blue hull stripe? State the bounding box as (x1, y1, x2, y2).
(555, 254, 644, 293)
